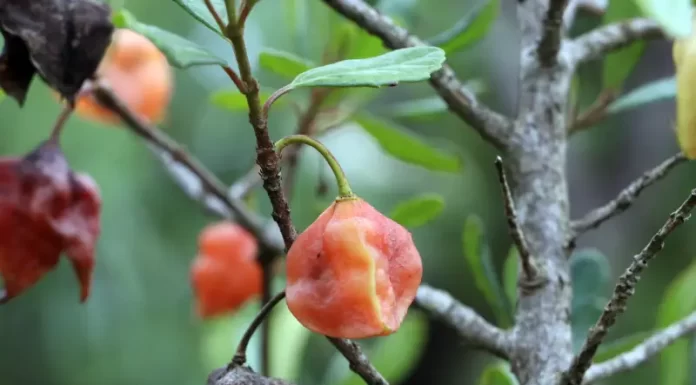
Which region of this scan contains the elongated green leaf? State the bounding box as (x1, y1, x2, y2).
(334, 311, 429, 385)
(0, 89, 6, 104)
(355, 115, 461, 172)
(657, 259, 696, 385)
(431, 0, 500, 54)
(389, 193, 445, 228)
(210, 89, 275, 111)
(171, 0, 228, 38)
(259, 48, 315, 79)
(463, 215, 512, 328)
(608, 76, 676, 114)
(635, 0, 692, 38)
(503, 247, 518, 309)
(113, 10, 227, 68)
(288, 47, 445, 89)
(603, 2, 645, 90)
(594, 331, 653, 362)
(478, 362, 519, 385)
(570, 249, 611, 352)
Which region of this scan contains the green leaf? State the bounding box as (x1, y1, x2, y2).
(113, 9, 227, 68)
(288, 47, 446, 89)
(602, 1, 645, 90)
(594, 331, 653, 363)
(210, 89, 275, 111)
(431, 0, 500, 54)
(354, 115, 461, 173)
(463, 215, 512, 328)
(383, 79, 486, 121)
(259, 48, 315, 79)
(502, 247, 518, 309)
(570, 249, 612, 352)
(0, 89, 6, 104)
(389, 193, 445, 228)
(269, 303, 312, 380)
(657, 259, 696, 385)
(634, 0, 692, 38)
(478, 362, 519, 385)
(607, 76, 676, 114)
(333, 311, 429, 385)
(171, 0, 228, 38)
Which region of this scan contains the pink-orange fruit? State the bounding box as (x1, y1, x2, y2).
(190, 221, 262, 319)
(286, 197, 423, 339)
(73, 28, 173, 125)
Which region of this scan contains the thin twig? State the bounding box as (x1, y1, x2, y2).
(49, 104, 74, 142)
(568, 89, 618, 134)
(571, 153, 687, 236)
(222, 66, 246, 93)
(569, 18, 664, 65)
(494, 157, 537, 282)
(328, 338, 389, 385)
(321, 0, 511, 150)
(225, 15, 387, 385)
(538, 0, 570, 67)
(583, 310, 696, 384)
(90, 82, 283, 256)
(563, 189, 696, 385)
(415, 285, 511, 358)
(282, 88, 332, 198)
(227, 26, 297, 248)
(231, 291, 287, 368)
(204, 0, 226, 32)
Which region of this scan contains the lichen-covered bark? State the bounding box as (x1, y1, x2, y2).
(508, 1, 574, 384)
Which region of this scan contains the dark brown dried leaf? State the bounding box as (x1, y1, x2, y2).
(0, 0, 114, 105)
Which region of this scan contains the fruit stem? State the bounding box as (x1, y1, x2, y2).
(49, 104, 74, 143)
(229, 290, 287, 368)
(275, 134, 354, 198)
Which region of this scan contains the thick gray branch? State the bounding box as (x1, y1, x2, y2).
(569, 18, 663, 64)
(563, 189, 696, 385)
(571, 153, 687, 235)
(583, 310, 696, 384)
(320, 0, 511, 150)
(538, 0, 570, 66)
(415, 285, 511, 358)
(507, 1, 575, 384)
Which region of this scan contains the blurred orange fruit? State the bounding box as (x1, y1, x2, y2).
(73, 28, 173, 125)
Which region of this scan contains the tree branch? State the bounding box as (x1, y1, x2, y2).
(90, 82, 285, 255)
(562, 189, 696, 385)
(494, 157, 539, 284)
(568, 89, 618, 134)
(415, 285, 511, 358)
(583, 310, 696, 384)
(328, 339, 389, 385)
(538, 0, 570, 67)
(320, 0, 511, 150)
(569, 18, 664, 65)
(571, 153, 687, 236)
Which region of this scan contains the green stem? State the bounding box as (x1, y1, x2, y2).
(224, 0, 237, 30)
(275, 135, 354, 198)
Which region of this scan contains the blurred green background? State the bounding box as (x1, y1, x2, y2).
(1, 0, 695, 385)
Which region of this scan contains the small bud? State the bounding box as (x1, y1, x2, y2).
(285, 197, 423, 339)
(0, 141, 101, 303)
(191, 222, 262, 318)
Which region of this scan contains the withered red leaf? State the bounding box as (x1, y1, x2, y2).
(0, 0, 114, 105)
(0, 141, 101, 304)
